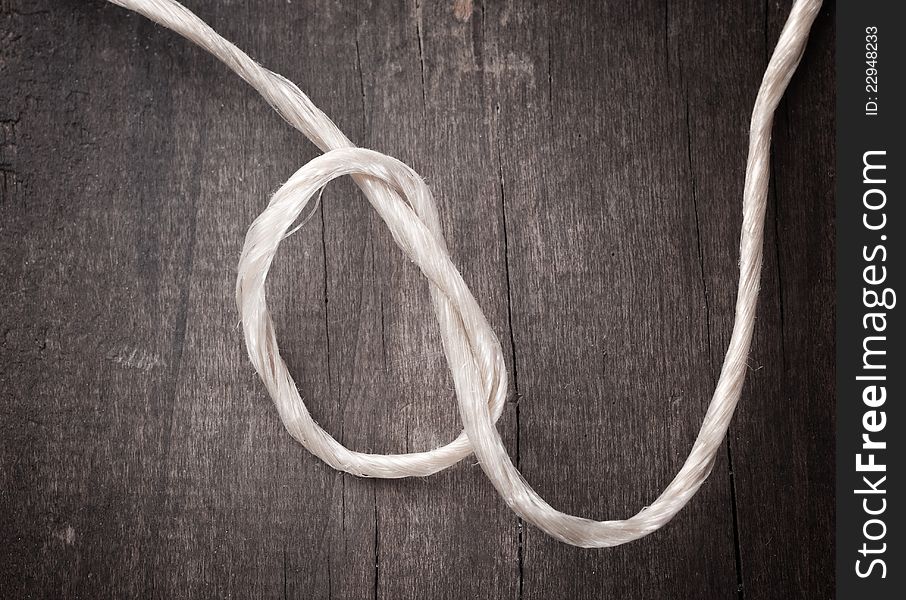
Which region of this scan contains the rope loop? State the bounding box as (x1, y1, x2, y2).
(236, 147, 508, 478)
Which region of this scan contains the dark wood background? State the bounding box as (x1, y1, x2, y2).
(1, 0, 835, 598)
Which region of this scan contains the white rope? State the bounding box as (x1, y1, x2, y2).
(107, 0, 824, 546)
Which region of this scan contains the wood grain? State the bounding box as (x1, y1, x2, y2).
(0, 0, 835, 598)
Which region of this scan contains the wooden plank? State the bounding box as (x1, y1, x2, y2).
(1, 0, 361, 597)
(350, 1, 519, 598)
(671, 2, 784, 598)
(1, 2, 219, 595)
(726, 2, 836, 598)
(483, 0, 739, 596)
(0, 0, 836, 598)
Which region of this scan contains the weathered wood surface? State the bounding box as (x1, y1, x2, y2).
(0, 1, 835, 598)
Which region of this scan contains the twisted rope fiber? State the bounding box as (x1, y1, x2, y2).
(108, 0, 823, 547)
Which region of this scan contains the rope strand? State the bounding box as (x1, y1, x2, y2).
(106, 0, 823, 546)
